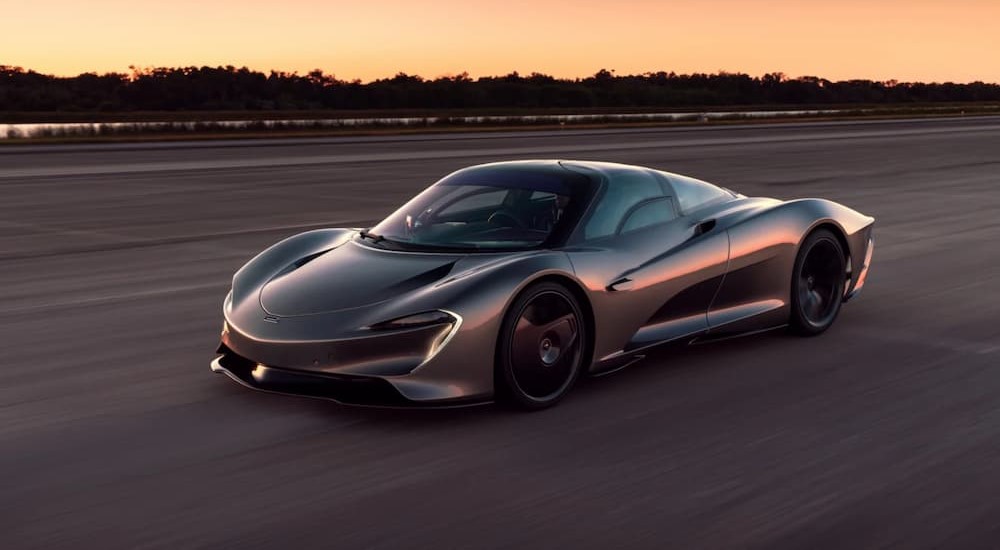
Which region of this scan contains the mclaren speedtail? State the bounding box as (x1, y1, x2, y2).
(212, 160, 874, 409)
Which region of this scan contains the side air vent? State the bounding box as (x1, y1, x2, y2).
(384, 262, 457, 295)
(292, 249, 332, 269)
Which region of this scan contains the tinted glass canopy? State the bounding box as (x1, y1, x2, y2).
(364, 161, 734, 252)
(661, 172, 733, 213)
(366, 162, 595, 251)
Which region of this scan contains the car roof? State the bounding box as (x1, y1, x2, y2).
(457, 159, 657, 184)
(558, 160, 652, 178)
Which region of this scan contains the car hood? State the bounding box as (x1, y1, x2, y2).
(260, 241, 463, 317)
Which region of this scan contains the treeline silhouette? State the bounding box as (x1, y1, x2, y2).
(3, 65, 999, 112)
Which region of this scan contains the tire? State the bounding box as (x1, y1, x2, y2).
(789, 229, 847, 336)
(496, 282, 588, 410)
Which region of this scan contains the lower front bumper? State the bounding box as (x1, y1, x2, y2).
(211, 345, 487, 408)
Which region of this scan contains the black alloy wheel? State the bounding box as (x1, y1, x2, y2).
(496, 282, 587, 410)
(790, 229, 847, 335)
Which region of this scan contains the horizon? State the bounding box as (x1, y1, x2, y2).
(6, 64, 999, 86)
(4, 0, 998, 84)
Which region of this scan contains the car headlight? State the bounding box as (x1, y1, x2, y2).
(369, 310, 456, 331)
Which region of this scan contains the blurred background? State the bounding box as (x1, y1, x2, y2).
(2, 1, 999, 548)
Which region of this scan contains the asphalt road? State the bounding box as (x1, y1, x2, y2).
(2, 117, 1000, 549)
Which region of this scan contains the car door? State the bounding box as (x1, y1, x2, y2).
(565, 169, 729, 363)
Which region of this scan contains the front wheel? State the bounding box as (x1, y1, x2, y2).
(496, 282, 588, 410)
(789, 229, 847, 336)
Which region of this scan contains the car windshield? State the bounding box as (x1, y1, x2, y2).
(365, 166, 591, 251)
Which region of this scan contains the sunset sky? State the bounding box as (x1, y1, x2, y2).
(4, 0, 998, 83)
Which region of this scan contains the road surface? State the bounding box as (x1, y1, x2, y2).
(2, 117, 1000, 549)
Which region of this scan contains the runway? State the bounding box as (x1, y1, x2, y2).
(2, 117, 1000, 548)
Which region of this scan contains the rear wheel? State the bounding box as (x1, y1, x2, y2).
(790, 229, 847, 335)
(496, 282, 587, 410)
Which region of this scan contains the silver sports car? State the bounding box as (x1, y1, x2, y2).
(212, 160, 874, 409)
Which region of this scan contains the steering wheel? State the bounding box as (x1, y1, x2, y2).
(487, 210, 526, 229)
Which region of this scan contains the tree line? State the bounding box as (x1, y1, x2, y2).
(2, 65, 999, 112)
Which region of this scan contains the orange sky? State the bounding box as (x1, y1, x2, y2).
(3, 0, 998, 83)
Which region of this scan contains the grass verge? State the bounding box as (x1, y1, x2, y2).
(2, 104, 998, 144)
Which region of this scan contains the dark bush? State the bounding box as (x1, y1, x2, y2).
(1, 65, 998, 114)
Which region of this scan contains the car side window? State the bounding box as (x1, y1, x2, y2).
(618, 196, 676, 234)
(665, 173, 731, 214)
(583, 171, 666, 240)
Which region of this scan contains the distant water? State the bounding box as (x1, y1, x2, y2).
(0, 109, 842, 139)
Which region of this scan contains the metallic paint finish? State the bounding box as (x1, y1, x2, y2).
(213, 160, 875, 405)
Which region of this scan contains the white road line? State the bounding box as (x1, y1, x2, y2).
(0, 220, 369, 261)
(3, 124, 1000, 180)
(0, 115, 994, 154)
(845, 326, 1000, 356)
(0, 218, 134, 244)
(0, 281, 229, 315)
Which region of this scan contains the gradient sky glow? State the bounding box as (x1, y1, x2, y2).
(4, 0, 998, 83)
